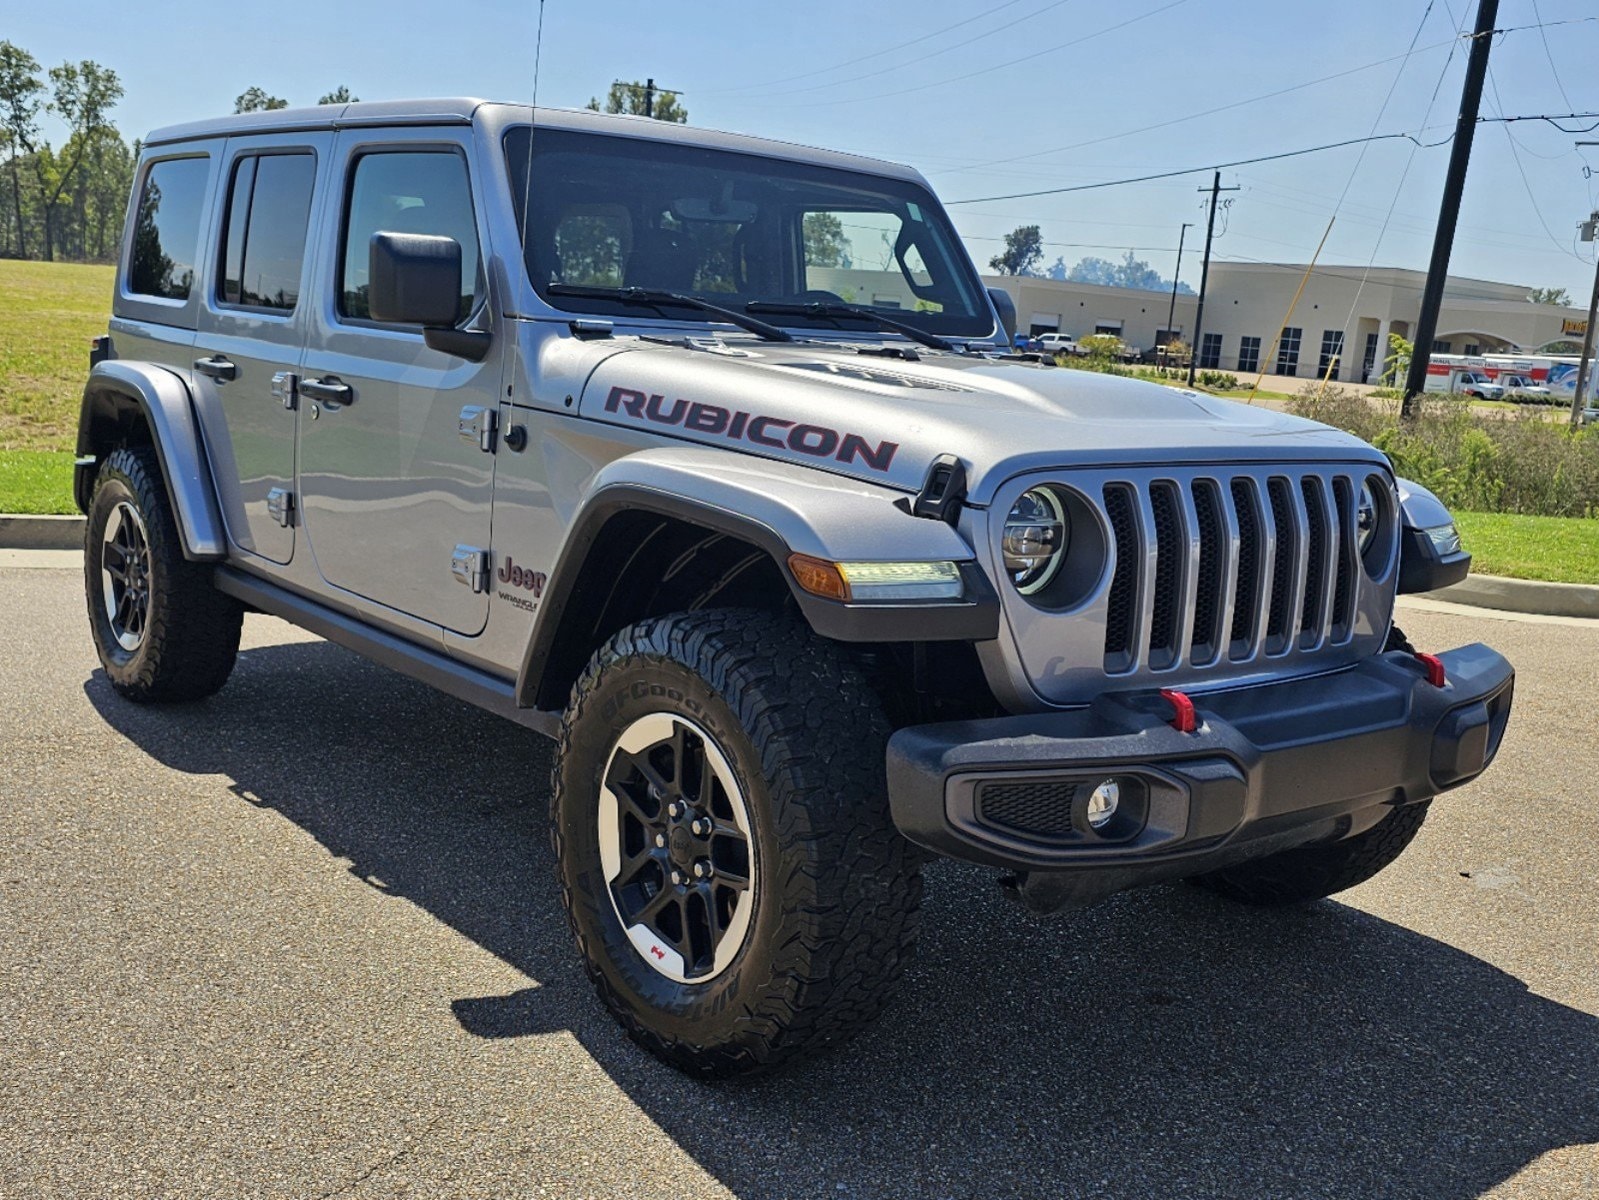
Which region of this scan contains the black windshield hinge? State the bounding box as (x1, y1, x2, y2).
(910, 454, 968, 525)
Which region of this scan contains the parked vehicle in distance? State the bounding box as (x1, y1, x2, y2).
(1583, 404, 1598, 426)
(1035, 332, 1080, 357)
(76, 99, 1514, 1079)
(1454, 371, 1505, 401)
(1499, 374, 1550, 401)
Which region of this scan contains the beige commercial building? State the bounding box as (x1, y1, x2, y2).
(984, 263, 1590, 383)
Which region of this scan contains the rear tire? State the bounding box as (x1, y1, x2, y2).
(551, 609, 922, 1077)
(1189, 801, 1431, 906)
(84, 446, 242, 702)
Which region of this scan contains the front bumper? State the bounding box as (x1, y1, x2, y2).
(887, 644, 1514, 907)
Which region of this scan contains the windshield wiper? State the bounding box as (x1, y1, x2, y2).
(744, 300, 955, 352)
(547, 284, 792, 343)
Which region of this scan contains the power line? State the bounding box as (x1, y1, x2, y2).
(700, 0, 1043, 94)
(944, 34, 1459, 177)
(1529, 0, 1577, 113)
(768, 0, 1189, 107)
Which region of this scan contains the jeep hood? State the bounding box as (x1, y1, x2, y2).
(576, 339, 1386, 505)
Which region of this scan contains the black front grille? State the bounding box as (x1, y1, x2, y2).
(1103, 486, 1138, 666)
(1230, 479, 1260, 652)
(1148, 483, 1182, 669)
(1191, 480, 1223, 663)
(1331, 477, 1355, 635)
(975, 779, 1079, 838)
(1265, 478, 1295, 645)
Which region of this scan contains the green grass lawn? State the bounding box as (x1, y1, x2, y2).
(1455, 511, 1599, 585)
(0, 259, 114, 453)
(0, 450, 77, 514)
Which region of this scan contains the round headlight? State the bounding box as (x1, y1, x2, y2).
(1003, 488, 1067, 594)
(1357, 481, 1378, 554)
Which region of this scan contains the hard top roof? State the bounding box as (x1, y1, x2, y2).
(142, 98, 924, 183)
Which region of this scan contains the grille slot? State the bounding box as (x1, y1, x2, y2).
(1265, 478, 1296, 651)
(1148, 483, 1183, 669)
(1331, 477, 1355, 638)
(1229, 479, 1261, 657)
(1191, 481, 1224, 664)
(1102, 485, 1139, 671)
(1299, 477, 1329, 648)
(975, 779, 1079, 839)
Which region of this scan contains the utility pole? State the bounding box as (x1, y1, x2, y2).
(644, 77, 655, 120)
(1402, 0, 1499, 416)
(1570, 201, 1598, 426)
(1166, 222, 1193, 369)
(1187, 173, 1239, 387)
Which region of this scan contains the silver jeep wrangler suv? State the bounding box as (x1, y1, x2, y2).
(77, 99, 1513, 1077)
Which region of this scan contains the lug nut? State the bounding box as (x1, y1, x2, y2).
(692, 817, 712, 837)
(670, 869, 683, 886)
(654, 833, 666, 849)
(667, 801, 682, 819)
(692, 860, 713, 880)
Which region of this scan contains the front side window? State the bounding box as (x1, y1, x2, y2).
(128, 156, 210, 300)
(504, 127, 989, 337)
(339, 150, 481, 322)
(219, 153, 316, 310)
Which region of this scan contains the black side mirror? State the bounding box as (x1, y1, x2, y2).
(368, 232, 490, 361)
(987, 286, 1017, 342)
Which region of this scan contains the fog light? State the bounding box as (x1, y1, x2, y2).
(1086, 779, 1120, 829)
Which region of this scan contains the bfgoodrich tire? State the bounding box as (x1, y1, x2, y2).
(84, 447, 242, 702)
(551, 609, 922, 1077)
(1189, 800, 1432, 906)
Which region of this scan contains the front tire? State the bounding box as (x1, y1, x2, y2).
(84, 446, 242, 702)
(551, 610, 922, 1077)
(1189, 800, 1432, 906)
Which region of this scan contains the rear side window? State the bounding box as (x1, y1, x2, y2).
(219, 153, 317, 311)
(339, 150, 480, 323)
(128, 157, 210, 300)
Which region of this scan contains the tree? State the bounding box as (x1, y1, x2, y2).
(29, 59, 123, 260)
(988, 224, 1043, 276)
(1527, 286, 1570, 306)
(0, 41, 44, 258)
(235, 87, 288, 114)
(586, 81, 687, 123)
(1382, 331, 1413, 385)
(1061, 250, 1193, 294)
(317, 86, 358, 105)
(802, 211, 850, 269)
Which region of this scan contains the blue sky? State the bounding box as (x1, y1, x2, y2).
(13, 0, 1599, 297)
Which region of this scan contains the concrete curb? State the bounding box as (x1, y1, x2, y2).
(0, 514, 84, 551)
(1433, 572, 1599, 621)
(0, 515, 1595, 618)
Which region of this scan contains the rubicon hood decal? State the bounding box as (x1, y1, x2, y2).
(576, 342, 1387, 502)
(604, 386, 899, 472)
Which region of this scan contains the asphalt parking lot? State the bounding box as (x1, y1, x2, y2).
(2, 560, 1596, 1199)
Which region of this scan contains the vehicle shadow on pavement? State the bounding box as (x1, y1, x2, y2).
(88, 636, 1599, 1200)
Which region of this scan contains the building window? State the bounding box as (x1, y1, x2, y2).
(1237, 336, 1261, 373)
(1432, 338, 1451, 353)
(1464, 342, 1480, 356)
(1362, 331, 1379, 382)
(1277, 327, 1302, 376)
(1199, 332, 1222, 369)
(1318, 330, 1344, 379)
(1094, 321, 1122, 336)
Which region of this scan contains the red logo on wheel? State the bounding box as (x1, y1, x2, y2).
(650, 946, 666, 960)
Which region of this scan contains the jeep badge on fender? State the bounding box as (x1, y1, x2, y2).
(76, 98, 1511, 1080)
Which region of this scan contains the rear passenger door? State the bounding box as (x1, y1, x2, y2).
(193, 135, 331, 565)
(296, 129, 500, 636)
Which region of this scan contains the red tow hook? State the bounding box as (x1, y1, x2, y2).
(1414, 652, 1447, 687)
(1160, 688, 1198, 733)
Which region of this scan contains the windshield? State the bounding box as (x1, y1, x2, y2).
(503, 126, 992, 339)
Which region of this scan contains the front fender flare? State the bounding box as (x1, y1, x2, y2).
(515, 448, 999, 710)
(76, 362, 226, 560)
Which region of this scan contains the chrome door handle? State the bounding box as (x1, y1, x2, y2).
(193, 355, 238, 382)
(299, 377, 353, 406)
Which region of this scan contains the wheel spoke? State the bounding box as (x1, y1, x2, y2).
(102, 541, 128, 571)
(615, 748, 672, 802)
(634, 884, 677, 927)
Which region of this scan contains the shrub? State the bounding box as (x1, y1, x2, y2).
(1290, 386, 1599, 518)
(1196, 370, 1240, 392)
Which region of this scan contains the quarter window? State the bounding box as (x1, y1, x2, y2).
(339, 150, 481, 322)
(128, 157, 210, 300)
(219, 153, 316, 310)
